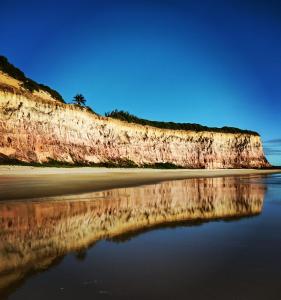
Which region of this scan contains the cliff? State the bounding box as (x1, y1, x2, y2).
(0, 177, 265, 291)
(0, 62, 270, 168)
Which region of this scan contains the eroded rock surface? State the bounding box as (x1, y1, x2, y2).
(0, 72, 269, 168)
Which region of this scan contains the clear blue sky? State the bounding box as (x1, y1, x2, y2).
(1, 0, 280, 165)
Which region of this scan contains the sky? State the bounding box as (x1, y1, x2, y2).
(1, 0, 280, 165)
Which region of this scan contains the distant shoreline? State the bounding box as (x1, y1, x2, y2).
(0, 166, 280, 201)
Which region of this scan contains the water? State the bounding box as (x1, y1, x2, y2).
(0, 174, 281, 299)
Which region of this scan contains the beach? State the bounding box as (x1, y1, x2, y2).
(0, 166, 280, 201)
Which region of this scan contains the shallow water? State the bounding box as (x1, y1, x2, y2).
(0, 174, 281, 299)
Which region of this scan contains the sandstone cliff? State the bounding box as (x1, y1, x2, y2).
(0, 70, 270, 168)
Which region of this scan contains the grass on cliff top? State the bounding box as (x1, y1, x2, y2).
(105, 110, 259, 135)
(0, 55, 65, 103)
(0, 55, 259, 136)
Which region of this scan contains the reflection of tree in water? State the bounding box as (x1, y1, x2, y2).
(75, 249, 88, 261)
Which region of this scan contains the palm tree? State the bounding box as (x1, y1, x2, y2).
(73, 94, 86, 106)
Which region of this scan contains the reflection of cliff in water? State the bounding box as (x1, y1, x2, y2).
(0, 177, 265, 292)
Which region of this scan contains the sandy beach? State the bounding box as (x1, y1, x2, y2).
(0, 166, 280, 201)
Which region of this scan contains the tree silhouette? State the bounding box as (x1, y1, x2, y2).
(73, 94, 86, 106)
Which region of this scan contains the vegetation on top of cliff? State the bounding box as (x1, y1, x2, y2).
(0, 55, 65, 103)
(105, 110, 260, 136)
(73, 94, 86, 106)
(0, 55, 260, 136)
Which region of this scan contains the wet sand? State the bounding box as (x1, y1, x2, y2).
(0, 166, 280, 201)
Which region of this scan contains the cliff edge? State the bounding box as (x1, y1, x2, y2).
(0, 57, 270, 168)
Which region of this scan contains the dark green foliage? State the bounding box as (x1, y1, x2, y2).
(142, 162, 185, 169)
(0, 55, 259, 136)
(0, 154, 139, 168)
(73, 94, 86, 106)
(38, 83, 65, 103)
(1, 154, 277, 169)
(0, 55, 25, 81)
(22, 79, 39, 92)
(93, 158, 138, 168)
(0, 55, 65, 103)
(0, 155, 186, 169)
(0, 154, 81, 168)
(85, 106, 96, 114)
(105, 110, 259, 136)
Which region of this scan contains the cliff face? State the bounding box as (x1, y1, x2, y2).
(0, 177, 265, 290)
(0, 71, 270, 168)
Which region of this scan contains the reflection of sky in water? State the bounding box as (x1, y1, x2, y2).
(239, 174, 281, 203)
(263, 174, 281, 203)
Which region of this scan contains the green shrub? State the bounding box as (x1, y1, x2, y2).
(0, 55, 65, 103)
(23, 79, 39, 92)
(142, 162, 185, 169)
(0, 55, 26, 81)
(105, 110, 259, 135)
(38, 84, 64, 103)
